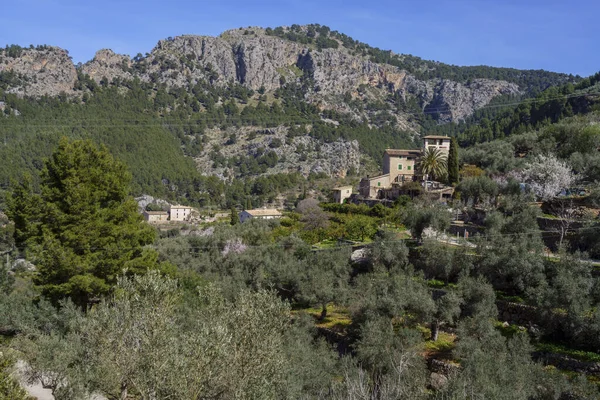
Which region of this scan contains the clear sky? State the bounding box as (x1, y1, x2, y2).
(0, 0, 597, 76)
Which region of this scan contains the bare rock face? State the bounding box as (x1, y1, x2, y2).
(424, 79, 520, 122)
(229, 33, 305, 91)
(300, 48, 411, 95)
(81, 49, 133, 82)
(131, 32, 520, 123)
(0, 46, 76, 96)
(142, 33, 305, 92)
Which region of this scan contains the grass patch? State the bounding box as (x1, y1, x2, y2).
(312, 239, 341, 249)
(423, 332, 456, 353)
(294, 304, 352, 332)
(495, 291, 526, 304)
(420, 327, 457, 361)
(494, 321, 525, 338)
(536, 342, 600, 363)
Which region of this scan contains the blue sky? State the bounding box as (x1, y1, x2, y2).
(1, 0, 597, 76)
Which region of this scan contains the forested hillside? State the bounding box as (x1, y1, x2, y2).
(0, 25, 587, 209)
(427, 71, 600, 145)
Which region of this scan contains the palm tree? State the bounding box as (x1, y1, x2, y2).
(420, 147, 448, 186)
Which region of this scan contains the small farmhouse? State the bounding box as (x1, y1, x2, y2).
(332, 186, 353, 204)
(169, 205, 192, 221)
(143, 210, 168, 223)
(239, 209, 282, 223)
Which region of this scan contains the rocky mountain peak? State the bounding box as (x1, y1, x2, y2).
(0, 26, 548, 124)
(81, 49, 132, 82)
(0, 45, 76, 96)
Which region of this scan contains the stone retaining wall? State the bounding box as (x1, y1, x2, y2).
(533, 352, 600, 376)
(427, 358, 459, 375)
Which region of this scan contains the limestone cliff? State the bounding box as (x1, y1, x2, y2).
(0, 27, 526, 124)
(0, 46, 76, 96)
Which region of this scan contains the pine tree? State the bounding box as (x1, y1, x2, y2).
(230, 207, 239, 225)
(7, 138, 159, 307)
(448, 137, 460, 185)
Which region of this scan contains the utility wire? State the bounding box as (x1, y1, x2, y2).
(6, 221, 600, 254)
(0, 91, 598, 130)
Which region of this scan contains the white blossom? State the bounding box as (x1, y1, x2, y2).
(515, 154, 575, 200)
(222, 238, 248, 256)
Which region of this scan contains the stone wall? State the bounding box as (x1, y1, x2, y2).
(496, 300, 546, 326)
(427, 358, 459, 375)
(533, 352, 600, 376)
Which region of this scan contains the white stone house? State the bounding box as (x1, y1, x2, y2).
(423, 135, 451, 156)
(169, 205, 192, 221)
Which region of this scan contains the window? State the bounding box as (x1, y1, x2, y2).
(407, 165, 411, 170)
(377, 182, 381, 187)
(398, 164, 402, 170)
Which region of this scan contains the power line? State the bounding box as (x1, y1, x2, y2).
(6, 221, 600, 255)
(0, 91, 597, 130)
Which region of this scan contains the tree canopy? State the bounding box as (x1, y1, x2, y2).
(7, 138, 160, 306)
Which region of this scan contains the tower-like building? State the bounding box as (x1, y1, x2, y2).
(358, 135, 450, 198)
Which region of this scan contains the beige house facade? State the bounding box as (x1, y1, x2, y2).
(383, 149, 422, 183)
(239, 209, 282, 223)
(143, 210, 169, 223)
(332, 186, 353, 204)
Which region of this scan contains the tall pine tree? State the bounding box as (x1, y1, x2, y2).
(7, 138, 159, 307)
(448, 137, 460, 185)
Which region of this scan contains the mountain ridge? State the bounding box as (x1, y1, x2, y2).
(0, 25, 577, 125)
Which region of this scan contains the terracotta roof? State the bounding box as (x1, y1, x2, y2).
(244, 209, 282, 217)
(384, 149, 422, 156)
(423, 135, 451, 140)
(144, 211, 168, 215)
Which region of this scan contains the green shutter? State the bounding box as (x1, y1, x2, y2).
(377, 182, 381, 187)
(407, 165, 411, 170)
(398, 164, 402, 170)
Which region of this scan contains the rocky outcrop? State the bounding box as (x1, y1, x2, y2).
(423, 79, 520, 122)
(0, 46, 76, 96)
(142, 33, 305, 92)
(195, 125, 361, 179)
(81, 49, 132, 82)
(143, 33, 520, 122)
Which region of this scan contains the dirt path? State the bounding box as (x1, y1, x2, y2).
(15, 360, 54, 400)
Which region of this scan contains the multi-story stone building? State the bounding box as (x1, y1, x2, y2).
(358, 135, 450, 199)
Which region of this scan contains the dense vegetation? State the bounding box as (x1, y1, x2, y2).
(0, 65, 415, 207)
(3, 179, 600, 398)
(427, 72, 600, 145)
(2, 99, 600, 398)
